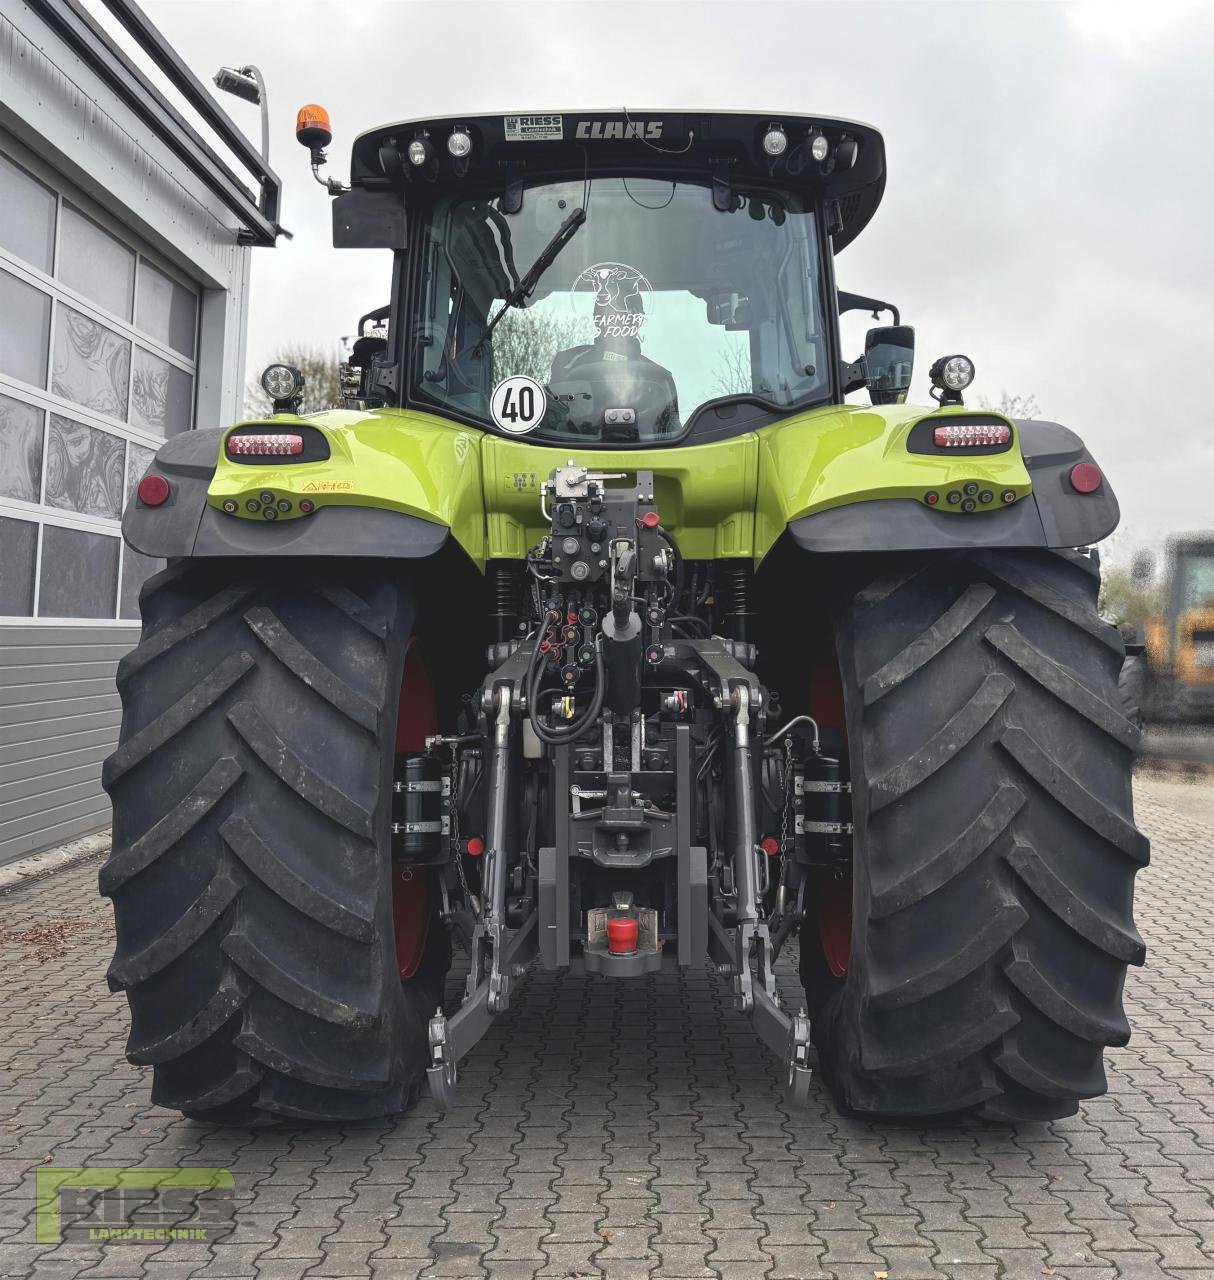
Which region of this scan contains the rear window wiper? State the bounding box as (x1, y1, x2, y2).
(478, 207, 586, 348)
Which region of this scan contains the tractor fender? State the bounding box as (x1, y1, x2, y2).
(123, 428, 450, 560)
(788, 419, 1119, 553)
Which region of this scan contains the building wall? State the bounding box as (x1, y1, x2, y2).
(0, 623, 135, 857)
(0, 0, 255, 864)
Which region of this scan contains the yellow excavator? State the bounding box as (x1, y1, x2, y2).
(1122, 536, 1214, 726)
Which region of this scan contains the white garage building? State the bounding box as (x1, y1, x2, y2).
(0, 0, 281, 863)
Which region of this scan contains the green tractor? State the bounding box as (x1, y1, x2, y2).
(103, 109, 1147, 1124)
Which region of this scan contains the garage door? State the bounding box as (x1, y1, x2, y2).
(0, 134, 201, 861)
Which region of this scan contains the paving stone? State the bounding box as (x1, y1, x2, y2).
(1, 780, 1211, 1280)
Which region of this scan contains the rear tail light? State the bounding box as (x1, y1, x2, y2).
(137, 474, 170, 506)
(1069, 462, 1102, 493)
(227, 433, 304, 457)
(933, 423, 1011, 448)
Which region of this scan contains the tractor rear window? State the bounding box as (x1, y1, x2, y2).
(1176, 552, 1214, 609)
(409, 177, 827, 443)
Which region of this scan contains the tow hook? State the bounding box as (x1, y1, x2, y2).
(786, 1010, 813, 1106)
(426, 1011, 455, 1111)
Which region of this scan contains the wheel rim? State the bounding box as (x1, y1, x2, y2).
(817, 875, 852, 977)
(393, 866, 429, 980)
(394, 641, 437, 979)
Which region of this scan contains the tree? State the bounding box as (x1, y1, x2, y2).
(491, 311, 585, 386)
(710, 344, 753, 398)
(245, 346, 343, 418)
(1099, 562, 1165, 634)
(978, 390, 1042, 419)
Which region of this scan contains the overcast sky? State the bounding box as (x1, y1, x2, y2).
(101, 0, 1213, 554)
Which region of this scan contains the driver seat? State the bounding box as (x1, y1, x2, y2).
(549, 335, 680, 438)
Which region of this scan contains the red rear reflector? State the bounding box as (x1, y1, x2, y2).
(465, 837, 485, 857)
(137, 474, 170, 506)
(760, 836, 781, 858)
(607, 917, 639, 954)
(227, 433, 304, 457)
(933, 423, 1010, 448)
(1070, 462, 1102, 493)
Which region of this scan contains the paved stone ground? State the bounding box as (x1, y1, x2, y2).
(1, 777, 1212, 1280)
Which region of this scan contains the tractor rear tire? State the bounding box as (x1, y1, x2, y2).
(803, 549, 1147, 1122)
(101, 561, 446, 1123)
(1118, 654, 1148, 732)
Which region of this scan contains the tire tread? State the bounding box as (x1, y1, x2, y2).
(811, 549, 1147, 1120)
(102, 564, 442, 1123)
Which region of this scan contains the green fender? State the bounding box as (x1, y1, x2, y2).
(123, 402, 1116, 570)
(762, 404, 1117, 555)
(124, 408, 487, 566)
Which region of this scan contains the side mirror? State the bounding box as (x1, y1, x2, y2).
(705, 292, 751, 330)
(864, 325, 914, 405)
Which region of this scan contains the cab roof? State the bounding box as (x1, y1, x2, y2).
(349, 109, 885, 251)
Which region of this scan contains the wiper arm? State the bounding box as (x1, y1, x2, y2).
(478, 207, 586, 348)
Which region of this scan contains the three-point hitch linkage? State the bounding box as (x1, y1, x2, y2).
(418, 466, 814, 1109)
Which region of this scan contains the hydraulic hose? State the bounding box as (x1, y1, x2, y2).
(526, 635, 605, 746)
(667, 614, 710, 636)
(655, 525, 685, 603)
(764, 714, 821, 752)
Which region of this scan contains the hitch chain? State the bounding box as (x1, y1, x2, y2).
(780, 734, 794, 855)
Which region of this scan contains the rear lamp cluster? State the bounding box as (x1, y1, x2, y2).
(221, 492, 316, 520)
(933, 423, 1011, 448)
(924, 482, 1018, 512)
(227, 433, 304, 457)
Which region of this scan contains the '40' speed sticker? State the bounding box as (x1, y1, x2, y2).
(491, 375, 546, 435)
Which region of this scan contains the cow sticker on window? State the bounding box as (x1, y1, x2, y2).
(572, 263, 653, 340)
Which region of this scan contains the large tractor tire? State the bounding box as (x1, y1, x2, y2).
(803, 549, 1147, 1122)
(101, 562, 448, 1123)
(1117, 653, 1148, 732)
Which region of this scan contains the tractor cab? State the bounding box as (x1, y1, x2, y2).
(303, 110, 907, 443)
